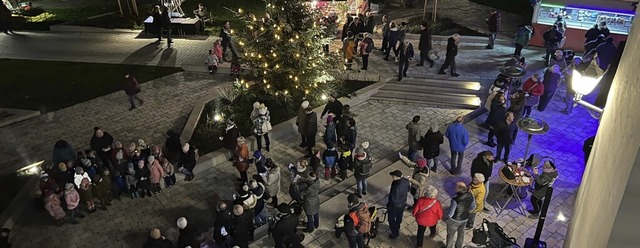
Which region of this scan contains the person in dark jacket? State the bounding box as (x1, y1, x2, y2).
(445, 182, 474, 248)
(594, 37, 617, 70)
(537, 65, 562, 112)
(485, 92, 506, 147)
(304, 107, 319, 158)
(495, 112, 516, 163)
(486, 9, 501, 49)
(52, 140, 75, 166)
(584, 24, 600, 43)
(222, 119, 240, 161)
(341, 14, 354, 40)
(161, 7, 172, 47)
(336, 105, 355, 144)
(271, 203, 301, 248)
(344, 119, 358, 150)
(582, 136, 596, 163)
(231, 205, 253, 248)
(219, 21, 238, 61)
(165, 130, 182, 165)
(353, 148, 372, 198)
(178, 143, 197, 181)
(583, 34, 605, 58)
(344, 193, 367, 248)
(321, 92, 343, 120)
(597, 21, 611, 38)
(176, 217, 199, 248)
(151, 5, 163, 42)
(397, 40, 414, 81)
(384, 22, 400, 60)
(300, 173, 320, 232)
(364, 12, 375, 34)
(387, 170, 410, 239)
(347, 17, 364, 40)
(143, 228, 174, 248)
(543, 26, 562, 66)
(417, 22, 434, 67)
(420, 123, 444, 172)
(213, 202, 233, 246)
(90, 127, 114, 168)
(135, 160, 153, 198)
(439, 34, 460, 77)
(470, 150, 494, 212)
(123, 73, 143, 110)
(528, 161, 558, 219)
(379, 15, 389, 52)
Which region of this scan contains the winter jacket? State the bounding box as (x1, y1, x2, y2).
(44, 195, 66, 220)
(52, 170, 74, 190)
(359, 37, 374, 55)
(324, 123, 337, 146)
(111, 147, 131, 167)
(470, 155, 493, 183)
(486, 100, 506, 126)
(64, 188, 80, 210)
(515, 26, 532, 47)
(52, 146, 75, 166)
(250, 183, 267, 215)
(495, 120, 517, 145)
(347, 20, 364, 37)
(532, 169, 558, 199)
(136, 166, 151, 190)
(253, 112, 271, 136)
(152, 12, 162, 27)
(523, 78, 544, 97)
(365, 16, 375, 34)
(78, 184, 93, 202)
(149, 162, 165, 184)
(165, 133, 183, 162)
(125, 172, 137, 190)
(74, 172, 91, 188)
(449, 192, 473, 221)
(213, 209, 233, 244)
(595, 41, 617, 70)
(387, 178, 410, 208)
(263, 166, 281, 196)
(219, 27, 231, 43)
(446, 37, 458, 57)
(163, 162, 174, 176)
(90, 132, 114, 157)
(445, 123, 469, 152)
(381, 21, 390, 38)
(542, 69, 561, 93)
(206, 54, 219, 66)
(300, 178, 320, 215)
(343, 37, 357, 60)
(412, 197, 443, 227)
(322, 147, 338, 168)
(253, 156, 268, 175)
(543, 29, 562, 49)
(305, 112, 318, 138)
(93, 176, 111, 199)
(161, 11, 171, 29)
(123, 76, 141, 95)
(223, 126, 240, 150)
(353, 155, 373, 180)
(398, 42, 414, 61)
(584, 27, 600, 42)
(420, 131, 444, 159)
(178, 147, 198, 171)
(296, 106, 308, 134)
(469, 183, 486, 213)
(406, 121, 422, 151)
(345, 126, 358, 150)
(388, 28, 400, 50)
(321, 99, 343, 119)
(272, 213, 299, 248)
(231, 213, 254, 244)
(419, 28, 432, 51)
(234, 144, 250, 172)
(338, 150, 352, 170)
(487, 12, 501, 33)
(408, 172, 429, 199)
(177, 224, 199, 248)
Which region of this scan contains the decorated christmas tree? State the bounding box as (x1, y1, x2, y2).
(230, 0, 338, 100)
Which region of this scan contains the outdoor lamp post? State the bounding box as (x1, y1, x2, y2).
(572, 58, 606, 114)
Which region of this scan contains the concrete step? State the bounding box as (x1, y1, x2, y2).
(380, 81, 486, 96)
(371, 90, 482, 109)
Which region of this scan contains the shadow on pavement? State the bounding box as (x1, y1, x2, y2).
(121, 42, 163, 65)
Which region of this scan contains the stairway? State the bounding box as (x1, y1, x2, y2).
(370, 77, 487, 109)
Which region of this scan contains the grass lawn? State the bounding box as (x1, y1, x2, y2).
(0, 59, 183, 112)
(0, 173, 31, 214)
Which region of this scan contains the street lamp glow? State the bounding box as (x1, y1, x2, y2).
(321, 94, 328, 100)
(17, 160, 44, 175)
(572, 59, 605, 96)
(557, 211, 567, 222)
(213, 114, 222, 122)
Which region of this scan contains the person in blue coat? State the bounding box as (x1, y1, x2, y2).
(445, 116, 469, 175)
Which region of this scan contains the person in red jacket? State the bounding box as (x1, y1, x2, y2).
(486, 9, 501, 49)
(412, 185, 443, 248)
(123, 73, 144, 111)
(522, 74, 545, 117)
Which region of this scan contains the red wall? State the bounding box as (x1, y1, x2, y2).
(530, 23, 628, 52)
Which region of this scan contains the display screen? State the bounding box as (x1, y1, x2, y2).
(537, 4, 634, 35)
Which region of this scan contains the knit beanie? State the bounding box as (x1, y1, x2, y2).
(361, 141, 370, 149)
(177, 217, 187, 229)
(347, 193, 359, 208)
(75, 167, 84, 174)
(249, 179, 258, 189)
(253, 150, 262, 159)
(473, 173, 485, 184)
(301, 101, 309, 108)
(416, 158, 427, 168)
(147, 155, 155, 163)
(327, 115, 334, 124)
(253, 102, 260, 109)
(277, 203, 291, 214)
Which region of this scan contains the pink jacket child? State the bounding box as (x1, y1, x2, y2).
(148, 155, 165, 184)
(213, 39, 223, 62)
(44, 191, 66, 226)
(64, 184, 80, 210)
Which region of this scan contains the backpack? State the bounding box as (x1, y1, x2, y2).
(357, 159, 372, 177)
(348, 203, 371, 234)
(260, 115, 272, 133)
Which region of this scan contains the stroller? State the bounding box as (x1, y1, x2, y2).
(335, 205, 387, 246)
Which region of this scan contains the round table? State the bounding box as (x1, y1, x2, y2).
(495, 165, 533, 216)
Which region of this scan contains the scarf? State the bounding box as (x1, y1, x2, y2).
(226, 124, 235, 131)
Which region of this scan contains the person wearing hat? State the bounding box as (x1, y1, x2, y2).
(337, 144, 352, 181)
(251, 150, 268, 176)
(342, 31, 359, 70)
(271, 203, 301, 247)
(336, 104, 355, 144)
(231, 204, 254, 248)
(387, 170, 410, 239)
(322, 142, 339, 179)
(252, 103, 272, 151)
(466, 173, 486, 229)
(406, 116, 423, 160)
(445, 182, 473, 248)
(92, 172, 111, 210)
(420, 122, 444, 172)
(470, 150, 494, 213)
(549, 50, 567, 71)
(304, 107, 318, 158)
(485, 91, 506, 148)
(445, 116, 469, 175)
(64, 182, 83, 224)
(177, 217, 199, 248)
(78, 177, 96, 213)
(296, 101, 310, 147)
(221, 119, 241, 161)
(178, 143, 198, 181)
(528, 160, 558, 219)
(73, 167, 91, 189)
(90, 127, 114, 168)
(412, 185, 443, 247)
(39, 172, 60, 197)
(383, 21, 400, 61)
(321, 92, 343, 121)
(407, 159, 430, 210)
(249, 178, 268, 227)
(234, 137, 250, 182)
(300, 172, 320, 232)
(233, 184, 257, 218)
(344, 193, 369, 248)
(143, 228, 174, 248)
(44, 190, 66, 226)
(324, 113, 338, 148)
(352, 147, 372, 198)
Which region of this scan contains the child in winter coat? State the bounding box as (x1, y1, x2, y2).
(206, 50, 219, 74)
(112, 170, 127, 200)
(64, 183, 82, 224)
(148, 155, 165, 194)
(162, 158, 176, 188)
(85, 150, 102, 176)
(78, 178, 96, 213)
(92, 174, 111, 210)
(230, 58, 242, 78)
(213, 38, 224, 63)
(322, 142, 339, 179)
(337, 144, 352, 181)
(252, 150, 268, 177)
(125, 163, 139, 199)
(136, 160, 153, 198)
(111, 141, 130, 173)
(44, 191, 66, 226)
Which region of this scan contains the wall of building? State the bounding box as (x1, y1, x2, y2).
(529, 23, 628, 52)
(563, 7, 640, 248)
(543, 0, 636, 12)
